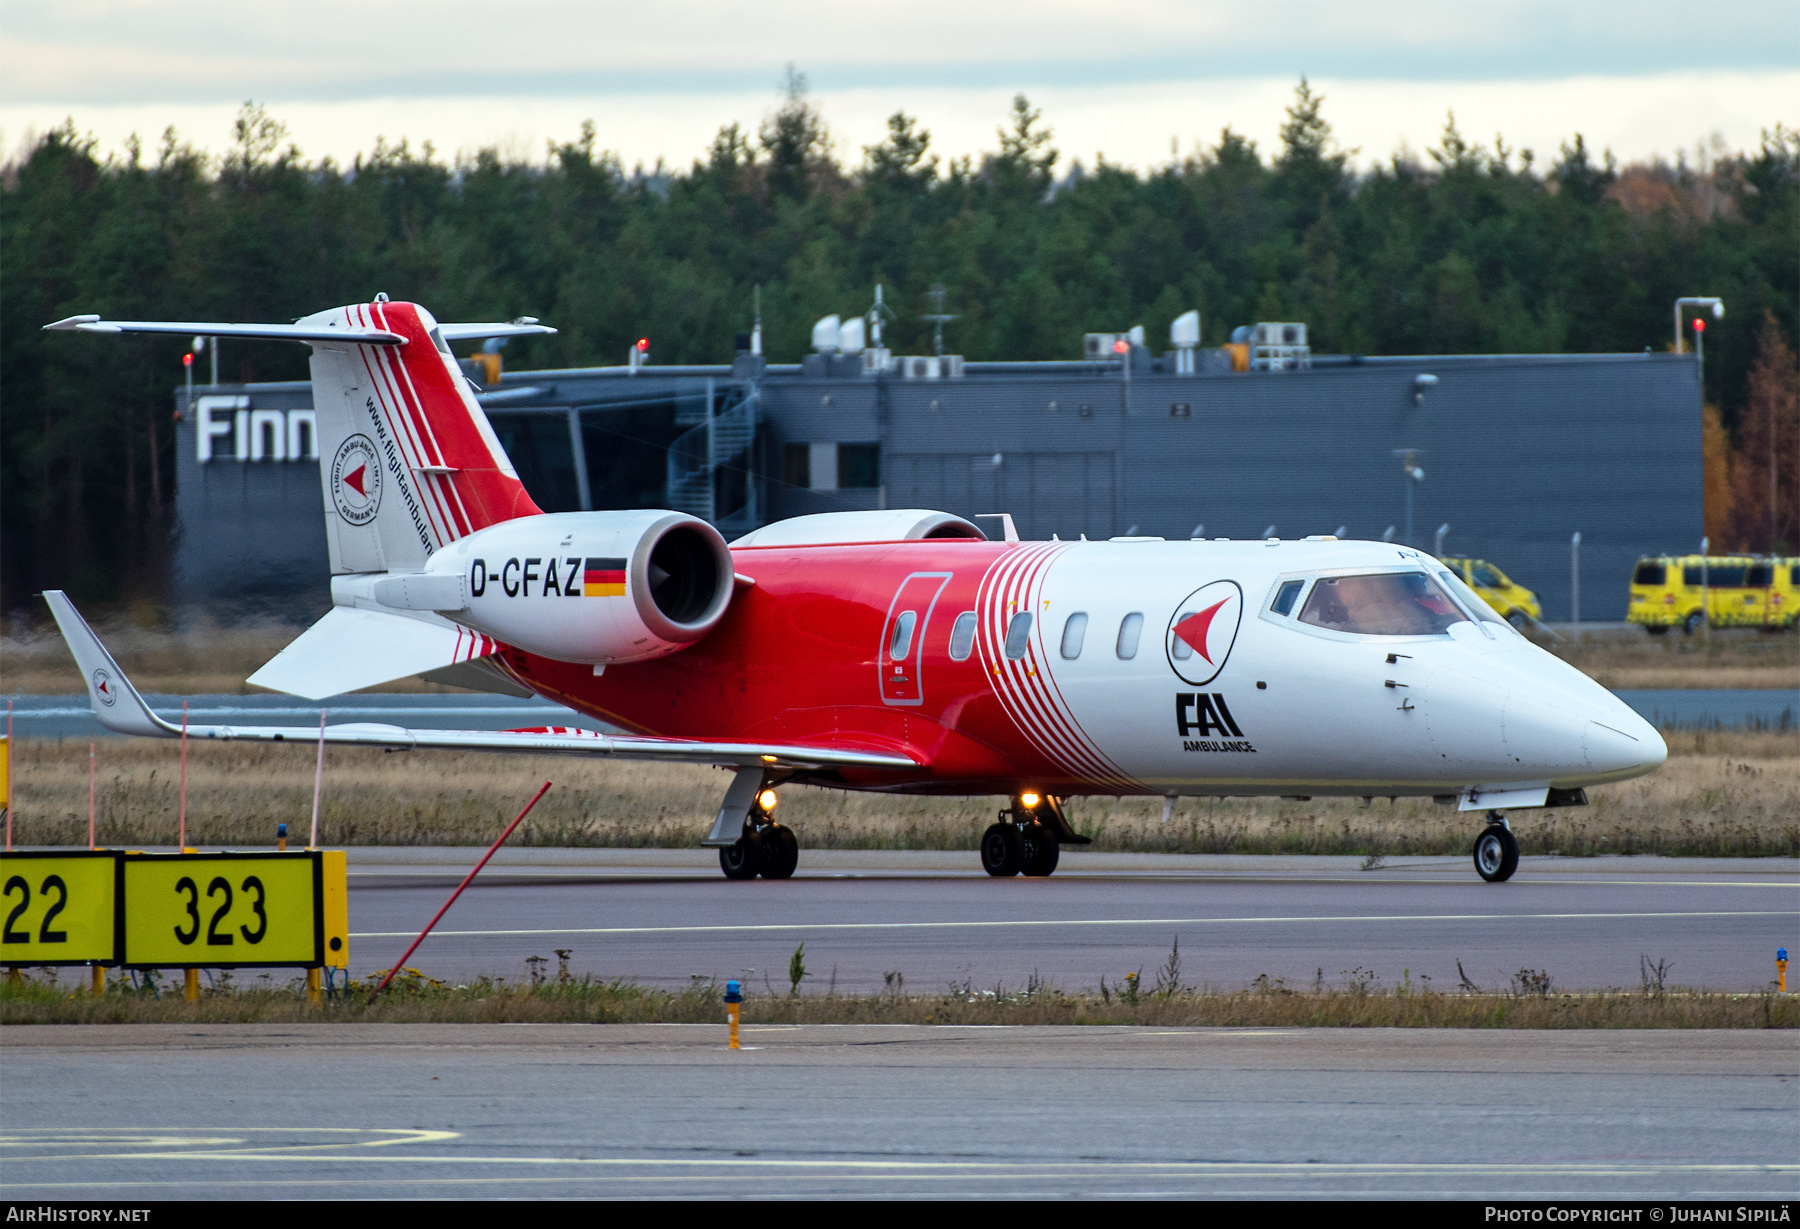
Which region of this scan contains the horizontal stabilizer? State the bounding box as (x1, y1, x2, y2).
(247, 606, 500, 700)
(44, 315, 556, 346)
(44, 316, 406, 345)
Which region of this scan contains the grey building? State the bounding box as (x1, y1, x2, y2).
(172, 338, 1701, 621)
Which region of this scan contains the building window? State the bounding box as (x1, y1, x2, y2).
(838, 442, 881, 489)
(783, 443, 810, 490)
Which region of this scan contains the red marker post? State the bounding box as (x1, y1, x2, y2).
(372, 782, 553, 997)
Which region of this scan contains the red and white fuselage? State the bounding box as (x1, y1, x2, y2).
(481, 532, 1664, 801)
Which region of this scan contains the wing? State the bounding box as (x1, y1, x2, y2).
(42, 591, 917, 773)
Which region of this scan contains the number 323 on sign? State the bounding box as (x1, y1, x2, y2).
(123, 852, 332, 969)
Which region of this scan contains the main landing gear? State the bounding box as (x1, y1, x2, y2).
(720, 789, 799, 880)
(707, 768, 799, 881)
(980, 793, 1089, 878)
(1472, 811, 1519, 883)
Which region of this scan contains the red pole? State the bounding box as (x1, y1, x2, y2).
(178, 701, 188, 851)
(88, 743, 96, 849)
(371, 782, 551, 997)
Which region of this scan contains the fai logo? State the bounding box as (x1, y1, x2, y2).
(330, 434, 382, 526)
(91, 668, 117, 707)
(1165, 579, 1242, 686)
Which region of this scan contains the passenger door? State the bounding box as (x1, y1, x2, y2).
(879, 572, 952, 706)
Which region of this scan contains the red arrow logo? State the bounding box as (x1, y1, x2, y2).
(342, 464, 367, 496)
(1174, 598, 1230, 662)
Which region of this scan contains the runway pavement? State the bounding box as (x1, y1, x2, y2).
(2, 1024, 1794, 1199)
(338, 850, 1799, 994)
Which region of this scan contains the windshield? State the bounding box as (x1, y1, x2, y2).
(1298, 572, 1469, 636)
(1434, 567, 1516, 633)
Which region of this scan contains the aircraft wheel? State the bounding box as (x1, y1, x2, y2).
(720, 830, 765, 880)
(980, 823, 1026, 877)
(1473, 825, 1519, 883)
(1021, 824, 1060, 877)
(761, 824, 799, 880)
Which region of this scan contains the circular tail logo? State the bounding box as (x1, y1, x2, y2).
(331, 434, 383, 526)
(91, 667, 117, 706)
(1166, 580, 1243, 686)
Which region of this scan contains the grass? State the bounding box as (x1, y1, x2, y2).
(4, 731, 1796, 857)
(3, 618, 1796, 695)
(2, 966, 1791, 1029)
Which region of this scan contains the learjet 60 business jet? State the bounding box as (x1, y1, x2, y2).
(42, 300, 1666, 882)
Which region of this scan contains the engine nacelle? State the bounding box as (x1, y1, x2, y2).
(372, 510, 734, 664)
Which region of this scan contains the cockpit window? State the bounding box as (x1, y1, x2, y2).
(1297, 572, 1469, 636)
(1434, 567, 1514, 633)
(1270, 579, 1304, 616)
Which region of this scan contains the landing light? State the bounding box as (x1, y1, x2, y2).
(758, 789, 778, 811)
(1019, 791, 1041, 809)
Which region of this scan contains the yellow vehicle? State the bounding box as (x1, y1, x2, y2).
(1439, 557, 1542, 628)
(1628, 555, 1799, 634)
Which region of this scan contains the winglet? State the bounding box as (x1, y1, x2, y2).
(41, 591, 180, 737)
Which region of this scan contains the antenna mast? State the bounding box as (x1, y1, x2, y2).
(922, 283, 957, 357)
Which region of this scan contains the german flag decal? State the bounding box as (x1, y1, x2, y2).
(584, 558, 627, 597)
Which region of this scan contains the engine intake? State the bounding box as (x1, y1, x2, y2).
(387, 510, 734, 664)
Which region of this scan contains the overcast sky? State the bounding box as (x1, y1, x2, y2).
(2, 0, 1792, 172)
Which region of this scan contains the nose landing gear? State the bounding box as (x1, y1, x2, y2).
(1473, 812, 1519, 883)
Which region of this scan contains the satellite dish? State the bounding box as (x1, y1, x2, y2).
(811, 314, 841, 353)
(838, 317, 865, 355)
(1170, 311, 1200, 348)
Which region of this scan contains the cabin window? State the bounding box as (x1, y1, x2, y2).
(1746, 565, 1773, 586)
(1683, 566, 1703, 586)
(1469, 562, 1505, 588)
(1710, 566, 1749, 586)
(1004, 612, 1033, 660)
(1634, 562, 1666, 586)
(948, 611, 977, 661)
(1060, 613, 1089, 659)
(1298, 572, 1469, 636)
(1270, 580, 1304, 616)
(1116, 612, 1143, 659)
(889, 610, 917, 662)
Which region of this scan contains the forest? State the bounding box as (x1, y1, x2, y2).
(2, 77, 1794, 612)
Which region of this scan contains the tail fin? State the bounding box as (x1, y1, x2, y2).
(45, 302, 556, 575)
(302, 301, 545, 573)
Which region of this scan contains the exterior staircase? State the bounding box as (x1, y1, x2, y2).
(665, 382, 760, 537)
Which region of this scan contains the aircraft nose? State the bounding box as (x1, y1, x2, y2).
(1582, 705, 1667, 780)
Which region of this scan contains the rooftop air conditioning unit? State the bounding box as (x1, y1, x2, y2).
(1084, 333, 1121, 361)
(1250, 321, 1311, 372)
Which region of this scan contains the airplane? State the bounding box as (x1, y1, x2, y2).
(42, 298, 1667, 884)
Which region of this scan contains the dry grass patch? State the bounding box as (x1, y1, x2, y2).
(1545, 627, 1799, 691)
(4, 731, 1796, 856)
(1, 970, 1790, 1029)
(0, 621, 459, 695)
